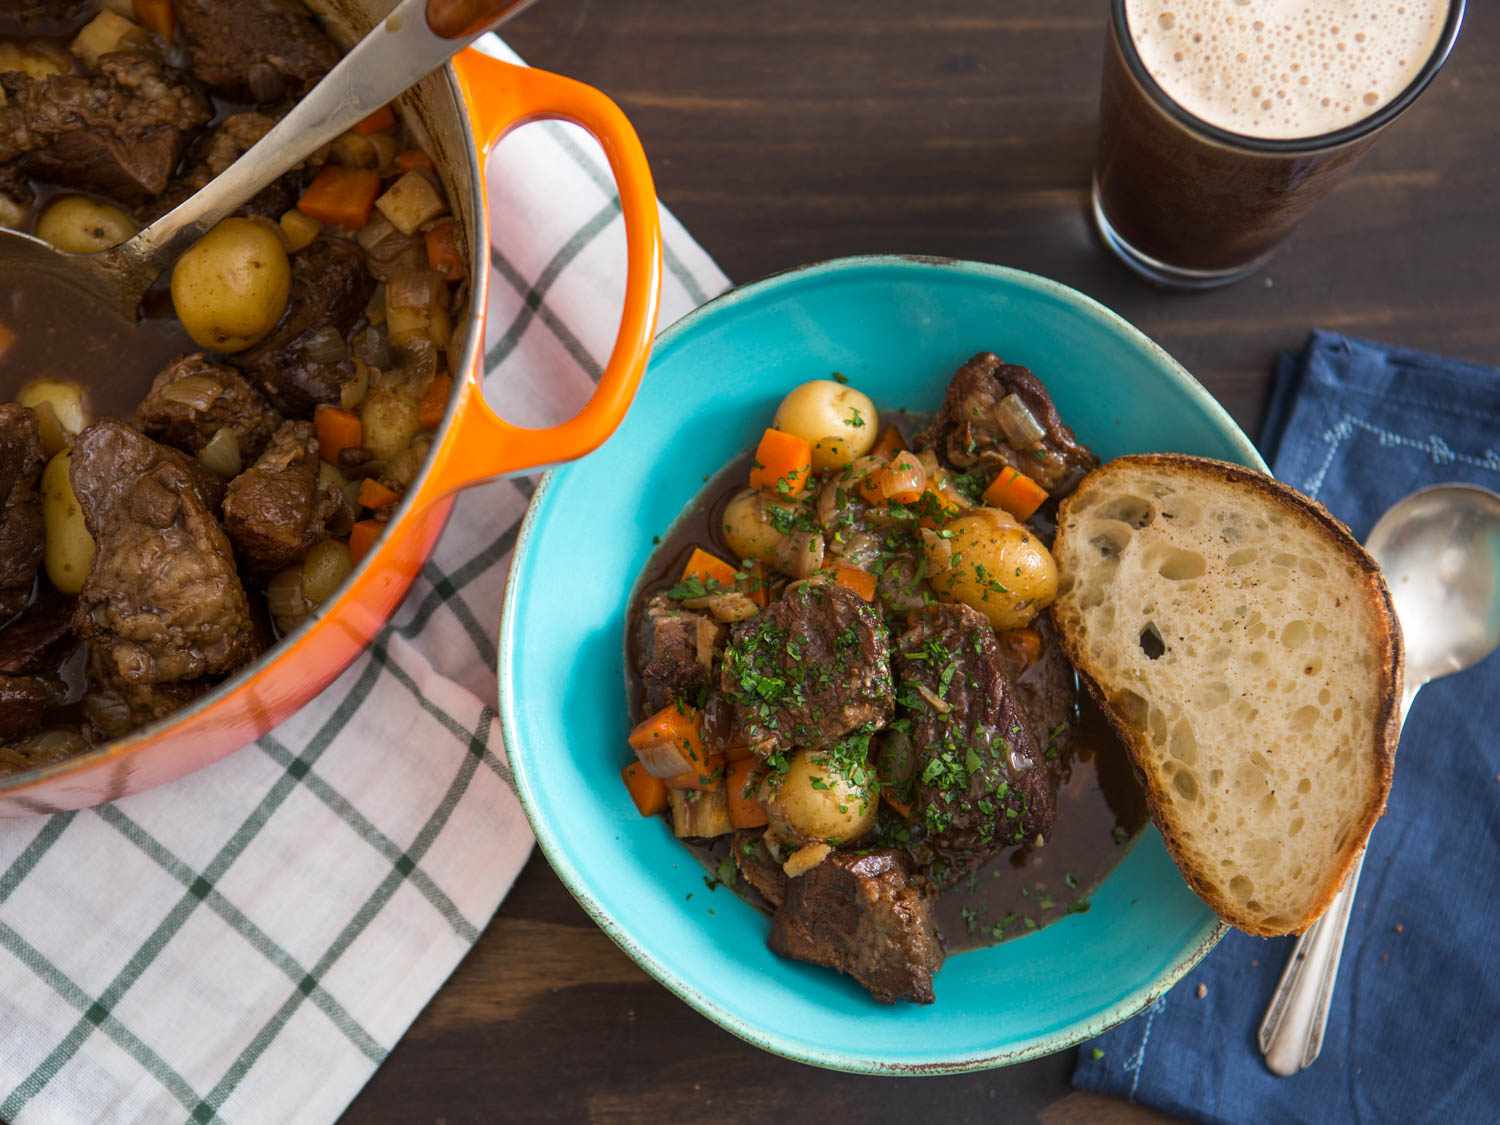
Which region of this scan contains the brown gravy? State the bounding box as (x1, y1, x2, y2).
(625, 427, 1148, 954)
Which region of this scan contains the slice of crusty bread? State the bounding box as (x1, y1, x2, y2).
(1049, 454, 1402, 936)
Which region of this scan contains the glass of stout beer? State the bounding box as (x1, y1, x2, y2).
(1093, 0, 1467, 289)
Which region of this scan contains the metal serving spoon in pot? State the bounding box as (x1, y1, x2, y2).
(0, 0, 537, 322)
(1258, 483, 1500, 1076)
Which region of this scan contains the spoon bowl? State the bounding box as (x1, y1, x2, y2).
(1366, 483, 1500, 686)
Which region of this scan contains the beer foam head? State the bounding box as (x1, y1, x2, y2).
(1124, 0, 1449, 140)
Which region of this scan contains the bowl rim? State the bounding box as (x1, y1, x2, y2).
(498, 254, 1247, 1074)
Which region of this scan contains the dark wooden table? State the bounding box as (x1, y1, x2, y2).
(347, 3, 1498, 1121)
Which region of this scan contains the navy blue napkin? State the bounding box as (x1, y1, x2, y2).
(1072, 332, 1500, 1124)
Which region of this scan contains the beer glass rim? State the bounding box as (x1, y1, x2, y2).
(1109, 0, 1468, 155)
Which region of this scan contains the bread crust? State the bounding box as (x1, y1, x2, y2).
(1049, 454, 1403, 936)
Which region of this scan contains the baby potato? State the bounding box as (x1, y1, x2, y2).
(35, 195, 138, 254)
(171, 218, 292, 353)
(923, 507, 1057, 630)
(772, 380, 878, 470)
(721, 487, 794, 563)
(16, 380, 89, 457)
(763, 749, 878, 847)
(41, 449, 95, 595)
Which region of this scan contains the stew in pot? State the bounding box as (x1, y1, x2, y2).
(0, 1, 465, 773)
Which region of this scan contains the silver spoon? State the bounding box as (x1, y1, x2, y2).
(0, 0, 537, 322)
(1258, 483, 1500, 1076)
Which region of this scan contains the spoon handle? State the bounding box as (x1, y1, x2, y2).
(115, 0, 536, 273)
(1257, 684, 1417, 1074)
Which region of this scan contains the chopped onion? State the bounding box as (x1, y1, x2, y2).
(349, 324, 392, 369)
(340, 359, 370, 411)
(159, 374, 223, 411)
(266, 567, 311, 635)
(298, 324, 348, 366)
(995, 393, 1047, 449)
(694, 616, 719, 667)
(635, 738, 694, 780)
(776, 529, 825, 578)
(915, 683, 951, 714)
(197, 427, 242, 478)
(782, 842, 832, 878)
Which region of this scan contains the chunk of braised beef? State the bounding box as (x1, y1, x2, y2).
(914, 352, 1097, 498)
(768, 849, 944, 1004)
(144, 113, 300, 221)
(0, 51, 212, 202)
(176, 0, 340, 104)
(81, 652, 212, 741)
(732, 830, 787, 909)
(0, 673, 63, 740)
(895, 604, 1060, 887)
(721, 579, 892, 758)
(636, 594, 720, 714)
(0, 403, 45, 622)
(997, 615, 1077, 762)
(136, 353, 283, 463)
(70, 422, 256, 739)
(232, 238, 375, 416)
(222, 420, 344, 578)
(0, 590, 76, 675)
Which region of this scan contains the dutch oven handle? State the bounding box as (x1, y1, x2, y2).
(410, 46, 663, 506)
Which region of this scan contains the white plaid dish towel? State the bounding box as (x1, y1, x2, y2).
(0, 36, 729, 1125)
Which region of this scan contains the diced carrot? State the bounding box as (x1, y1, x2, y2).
(882, 790, 914, 820)
(628, 704, 706, 778)
(859, 451, 927, 505)
(357, 478, 400, 511)
(682, 547, 737, 590)
(621, 762, 668, 817)
(353, 105, 397, 135)
(133, 0, 174, 41)
(983, 465, 1049, 521)
(998, 627, 1042, 668)
(666, 753, 725, 792)
(348, 520, 382, 564)
(417, 374, 453, 431)
(424, 219, 465, 282)
(297, 166, 382, 231)
(918, 471, 967, 529)
(313, 404, 362, 464)
(395, 149, 435, 173)
(725, 743, 754, 762)
(740, 560, 770, 608)
(870, 423, 906, 460)
(747, 428, 813, 498)
(726, 758, 768, 829)
(828, 563, 877, 602)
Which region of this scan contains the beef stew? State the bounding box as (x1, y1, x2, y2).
(0, 1, 464, 769)
(624, 358, 1147, 1004)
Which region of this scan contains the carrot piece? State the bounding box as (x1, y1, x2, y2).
(313, 404, 362, 464)
(682, 547, 737, 590)
(725, 743, 754, 762)
(628, 704, 706, 779)
(983, 465, 1049, 521)
(418, 374, 453, 430)
(395, 149, 435, 173)
(621, 762, 668, 816)
(348, 520, 382, 564)
(998, 627, 1042, 668)
(354, 105, 397, 135)
(859, 451, 927, 506)
(357, 478, 400, 511)
(424, 219, 465, 282)
(828, 563, 877, 602)
(726, 758, 768, 829)
(882, 790, 914, 820)
(870, 423, 907, 460)
(740, 560, 770, 608)
(666, 753, 725, 792)
(132, 0, 174, 41)
(747, 428, 813, 497)
(297, 166, 382, 230)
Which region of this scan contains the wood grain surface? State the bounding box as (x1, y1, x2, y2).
(347, 1, 1498, 1120)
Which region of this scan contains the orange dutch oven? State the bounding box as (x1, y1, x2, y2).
(0, 1, 662, 817)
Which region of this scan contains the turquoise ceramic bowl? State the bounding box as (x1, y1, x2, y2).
(500, 256, 1255, 1073)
